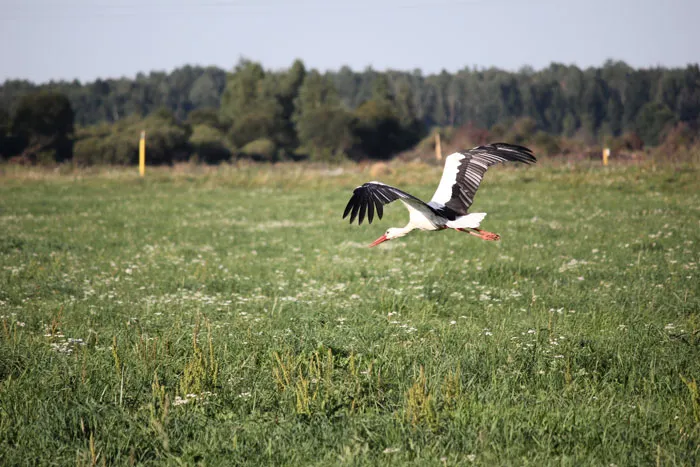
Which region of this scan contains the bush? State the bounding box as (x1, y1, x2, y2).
(532, 131, 561, 156)
(189, 124, 232, 164)
(187, 109, 224, 130)
(73, 113, 191, 165)
(503, 117, 537, 145)
(606, 131, 644, 154)
(73, 137, 105, 165)
(635, 102, 676, 146)
(296, 107, 355, 162)
(10, 90, 75, 163)
(659, 122, 696, 151)
(353, 100, 410, 160)
(238, 138, 277, 162)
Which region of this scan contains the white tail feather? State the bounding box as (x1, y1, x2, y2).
(446, 212, 487, 229)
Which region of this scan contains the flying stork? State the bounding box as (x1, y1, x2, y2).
(342, 142, 536, 247)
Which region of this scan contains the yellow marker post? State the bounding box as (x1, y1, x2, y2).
(603, 147, 610, 166)
(139, 130, 146, 176)
(435, 132, 442, 161)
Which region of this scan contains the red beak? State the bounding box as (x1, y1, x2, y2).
(368, 234, 388, 248)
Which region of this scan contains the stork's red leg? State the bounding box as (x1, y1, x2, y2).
(455, 228, 501, 241)
(475, 228, 501, 241)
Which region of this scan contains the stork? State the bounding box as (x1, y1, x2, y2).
(342, 142, 536, 247)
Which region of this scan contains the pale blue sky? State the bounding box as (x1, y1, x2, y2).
(2, 0, 698, 83)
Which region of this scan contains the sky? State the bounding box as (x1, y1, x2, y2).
(1, 0, 699, 83)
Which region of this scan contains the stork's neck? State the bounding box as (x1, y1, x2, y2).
(399, 222, 417, 235)
(395, 223, 416, 237)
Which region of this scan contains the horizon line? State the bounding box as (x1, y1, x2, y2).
(3, 57, 699, 86)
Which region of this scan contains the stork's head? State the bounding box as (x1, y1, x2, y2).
(368, 227, 410, 247)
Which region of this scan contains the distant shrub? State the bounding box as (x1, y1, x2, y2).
(607, 131, 644, 154)
(635, 102, 677, 146)
(504, 117, 538, 145)
(353, 100, 407, 160)
(187, 109, 224, 130)
(73, 113, 191, 165)
(295, 108, 356, 162)
(238, 138, 277, 161)
(189, 124, 232, 164)
(659, 122, 696, 151)
(73, 137, 109, 165)
(532, 131, 561, 156)
(10, 90, 74, 163)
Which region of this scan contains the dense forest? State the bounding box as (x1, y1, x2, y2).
(1, 58, 699, 164)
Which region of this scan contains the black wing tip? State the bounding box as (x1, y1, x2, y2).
(465, 142, 537, 164)
(342, 186, 379, 225)
(342, 193, 357, 220)
(343, 181, 407, 225)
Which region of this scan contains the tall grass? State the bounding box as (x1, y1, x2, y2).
(0, 160, 698, 465)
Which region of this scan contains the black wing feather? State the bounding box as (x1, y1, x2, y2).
(434, 142, 536, 217)
(358, 198, 367, 225)
(342, 182, 433, 225)
(375, 197, 383, 219)
(349, 199, 361, 224)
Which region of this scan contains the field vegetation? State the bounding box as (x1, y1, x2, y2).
(1, 157, 698, 465)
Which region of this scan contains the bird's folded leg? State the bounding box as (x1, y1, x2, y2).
(456, 228, 500, 241)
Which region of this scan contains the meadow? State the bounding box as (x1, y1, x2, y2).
(0, 158, 699, 466)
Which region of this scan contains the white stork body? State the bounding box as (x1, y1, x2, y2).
(342, 142, 536, 247)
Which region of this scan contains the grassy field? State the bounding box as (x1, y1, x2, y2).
(1, 159, 699, 466)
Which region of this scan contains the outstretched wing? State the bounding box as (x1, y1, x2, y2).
(342, 181, 429, 225)
(429, 143, 536, 217)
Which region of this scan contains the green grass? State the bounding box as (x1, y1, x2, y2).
(0, 161, 699, 466)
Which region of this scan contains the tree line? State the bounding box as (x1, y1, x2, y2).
(1, 58, 699, 164)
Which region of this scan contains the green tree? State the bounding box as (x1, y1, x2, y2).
(425, 70, 451, 126)
(0, 106, 9, 137)
(219, 59, 283, 148)
(11, 91, 75, 162)
(354, 99, 404, 159)
(189, 68, 226, 110)
(189, 124, 232, 164)
(623, 71, 651, 129)
(635, 102, 676, 146)
(330, 66, 354, 108)
(677, 65, 700, 123)
(2, 60, 698, 159)
(73, 111, 191, 166)
(579, 73, 609, 138)
(499, 76, 523, 120)
(352, 75, 419, 159)
(371, 74, 393, 103)
(604, 91, 624, 136)
(187, 108, 224, 130)
(275, 59, 306, 151)
(351, 73, 420, 159)
(543, 82, 568, 134)
(293, 71, 354, 161)
(0, 106, 13, 159)
(392, 79, 425, 144)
